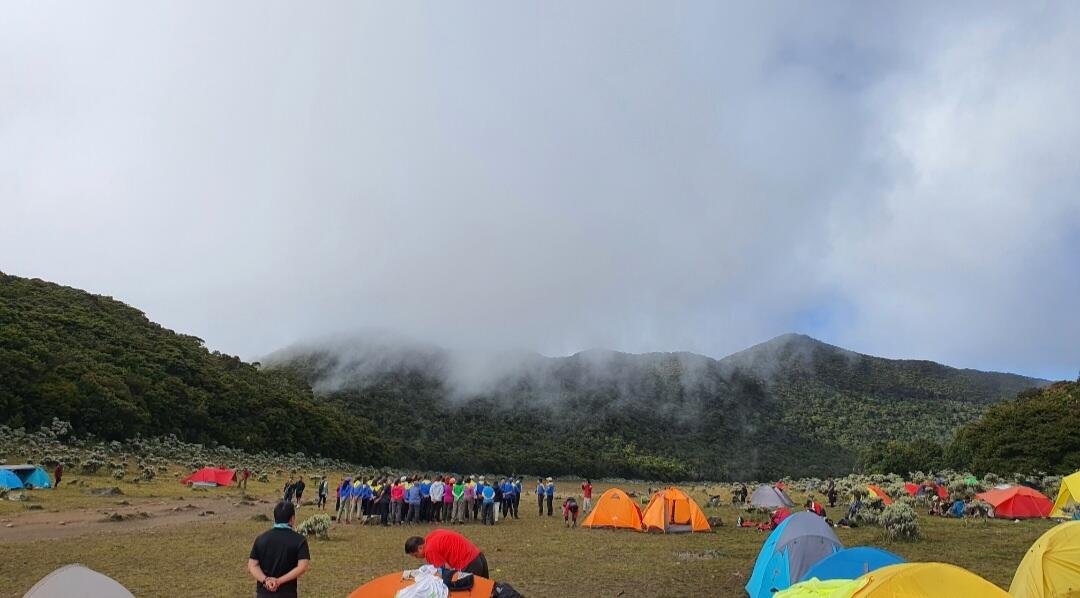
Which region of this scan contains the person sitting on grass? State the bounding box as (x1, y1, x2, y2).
(406, 529, 489, 578)
(248, 501, 310, 598)
(562, 496, 580, 527)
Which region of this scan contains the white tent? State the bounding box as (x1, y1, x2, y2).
(23, 564, 134, 598)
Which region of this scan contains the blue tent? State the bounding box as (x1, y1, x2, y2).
(1, 465, 53, 489)
(746, 512, 844, 598)
(0, 469, 24, 490)
(799, 546, 906, 582)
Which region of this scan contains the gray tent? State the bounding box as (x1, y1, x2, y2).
(750, 484, 795, 509)
(23, 564, 134, 598)
(746, 511, 843, 597)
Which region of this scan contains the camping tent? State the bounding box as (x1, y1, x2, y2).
(23, 564, 135, 597)
(640, 487, 711, 533)
(180, 467, 235, 487)
(580, 488, 644, 530)
(975, 486, 1052, 519)
(0, 469, 24, 490)
(866, 485, 892, 505)
(751, 484, 796, 509)
(347, 572, 494, 598)
(1051, 471, 1080, 518)
(775, 578, 867, 597)
(854, 562, 1009, 597)
(1, 465, 52, 489)
(746, 512, 843, 598)
(1009, 520, 1080, 598)
(799, 546, 906, 582)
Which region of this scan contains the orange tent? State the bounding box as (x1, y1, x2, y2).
(866, 485, 893, 505)
(640, 487, 711, 533)
(581, 487, 645, 530)
(348, 573, 494, 598)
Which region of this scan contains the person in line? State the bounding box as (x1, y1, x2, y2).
(420, 477, 433, 522)
(481, 480, 496, 525)
(317, 477, 328, 510)
(493, 478, 504, 523)
(293, 476, 306, 508)
(500, 478, 516, 520)
(562, 496, 579, 527)
(545, 477, 556, 516)
(463, 477, 476, 522)
(336, 477, 353, 524)
(53, 462, 64, 489)
(406, 477, 423, 524)
(429, 477, 445, 523)
(536, 478, 545, 516)
(442, 476, 454, 522)
(351, 478, 364, 521)
(581, 479, 593, 512)
(473, 476, 485, 521)
(377, 479, 392, 526)
(248, 501, 311, 598)
(451, 477, 466, 524)
(391, 477, 406, 525)
(512, 478, 522, 518)
(405, 529, 489, 578)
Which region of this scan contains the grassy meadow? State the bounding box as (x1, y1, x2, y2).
(0, 467, 1057, 597)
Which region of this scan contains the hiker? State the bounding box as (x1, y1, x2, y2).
(545, 478, 556, 516)
(452, 478, 466, 523)
(563, 496, 580, 527)
(442, 476, 454, 522)
(240, 467, 251, 489)
(53, 462, 63, 488)
(473, 476, 485, 520)
(391, 477, 406, 525)
(283, 478, 295, 504)
(826, 479, 837, 508)
(513, 478, 522, 518)
(336, 477, 353, 523)
(294, 477, 306, 507)
(536, 479, 545, 516)
(377, 479, 391, 526)
(405, 529, 489, 578)
(317, 477, 328, 510)
(335, 479, 345, 515)
(481, 481, 496, 525)
(419, 477, 433, 522)
(463, 477, 476, 521)
(406, 477, 423, 524)
(351, 478, 364, 520)
(581, 479, 593, 512)
(846, 494, 863, 521)
(248, 501, 311, 598)
(428, 477, 444, 522)
(493, 479, 504, 522)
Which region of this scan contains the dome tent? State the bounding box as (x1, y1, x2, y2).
(799, 546, 906, 582)
(750, 484, 795, 509)
(23, 564, 135, 598)
(580, 487, 644, 530)
(1009, 521, 1080, 598)
(640, 487, 711, 533)
(746, 512, 843, 598)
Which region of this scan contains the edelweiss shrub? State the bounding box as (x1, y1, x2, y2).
(880, 502, 921, 541)
(297, 514, 332, 540)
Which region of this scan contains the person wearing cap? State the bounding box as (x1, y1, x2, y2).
(405, 529, 488, 578)
(545, 478, 556, 516)
(536, 478, 545, 516)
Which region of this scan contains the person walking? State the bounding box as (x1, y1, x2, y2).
(317, 477, 328, 510)
(536, 479, 545, 516)
(545, 477, 556, 516)
(293, 477, 306, 508)
(581, 479, 593, 512)
(53, 462, 63, 489)
(405, 529, 489, 578)
(248, 501, 310, 597)
(283, 478, 295, 504)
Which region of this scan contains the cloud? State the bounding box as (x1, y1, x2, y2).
(1, 2, 1077, 379)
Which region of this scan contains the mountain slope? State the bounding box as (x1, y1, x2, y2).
(0, 272, 385, 464)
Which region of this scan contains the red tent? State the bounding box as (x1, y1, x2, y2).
(975, 486, 1052, 519)
(181, 467, 235, 486)
(905, 483, 919, 496)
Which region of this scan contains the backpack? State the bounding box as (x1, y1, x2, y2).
(491, 582, 524, 598)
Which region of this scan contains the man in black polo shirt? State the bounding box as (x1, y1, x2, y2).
(248, 501, 311, 597)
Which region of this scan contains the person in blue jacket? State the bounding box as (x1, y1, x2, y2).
(545, 477, 556, 516)
(536, 479, 545, 516)
(500, 478, 515, 519)
(481, 482, 496, 525)
(420, 478, 432, 522)
(406, 478, 423, 524)
(513, 478, 523, 519)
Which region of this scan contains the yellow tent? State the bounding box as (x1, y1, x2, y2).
(1009, 521, 1080, 598)
(852, 563, 1009, 597)
(1050, 471, 1080, 518)
(775, 578, 868, 597)
(580, 488, 644, 531)
(640, 487, 711, 533)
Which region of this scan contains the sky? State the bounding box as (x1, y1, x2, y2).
(2, 2, 1078, 380)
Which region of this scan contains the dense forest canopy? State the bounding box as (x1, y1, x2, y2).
(1, 272, 1052, 479)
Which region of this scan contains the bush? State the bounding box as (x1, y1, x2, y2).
(296, 514, 331, 540)
(880, 502, 921, 541)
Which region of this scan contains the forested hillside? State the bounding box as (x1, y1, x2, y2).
(0, 273, 385, 464)
(1, 272, 1051, 480)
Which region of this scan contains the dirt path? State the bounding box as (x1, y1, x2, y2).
(0, 495, 271, 542)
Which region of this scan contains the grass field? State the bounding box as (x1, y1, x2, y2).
(0, 467, 1056, 597)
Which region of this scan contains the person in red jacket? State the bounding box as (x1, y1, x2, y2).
(581, 479, 593, 512)
(405, 529, 488, 578)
